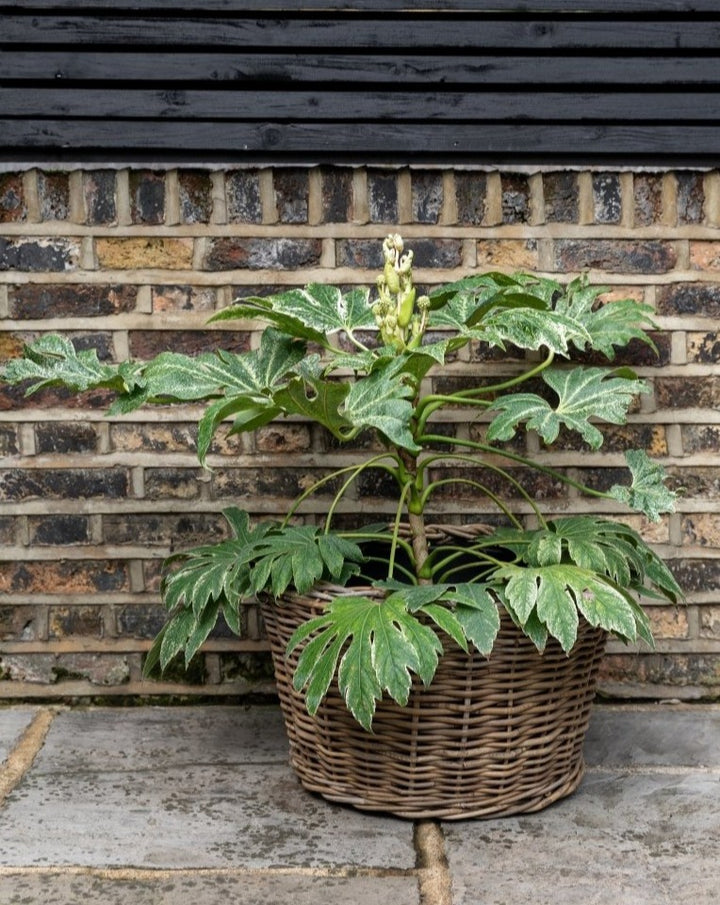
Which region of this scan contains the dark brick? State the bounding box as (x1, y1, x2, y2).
(103, 512, 226, 546)
(0, 516, 16, 544)
(212, 467, 339, 500)
(0, 469, 129, 501)
(37, 171, 70, 221)
(547, 423, 667, 455)
(83, 170, 117, 224)
(655, 376, 720, 409)
(49, 606, 103, 639)
(129, 170, 165, 224)
(178, 170, 213, 224)
(411, 171, 444, 224)
(681, 424, 720, 454)
(554, 239, 677, 274)
(29, 514, 91, 545)
(336, 237, 460, 270)
(571, 467, 630, 494)
(656, 283, 720, 317)
(633, 173, 663, 226)
(0, 383, 116, 413)
(320, 167, 353, 223)
(0, 605, 39, 641)
(255, 424, 311, 453)
(0, 425, 19, 456)
(665, 558, 720, 594)
(367, 169, 399, 223)
(543, 172, 578, 223)
(144, 468, 203, 500)
(600, 652, 720, 688)
(0, 173, 26, 222)
(592, 173, 622, 224)
(356, 467, 403, 499)
(128, 329, 251, 359)
(35, 422, 98, 454)
(151, 285, 217, 313)
(676, 172, 705, 224)
(0, 560, 129, 594)
(8, 284, 136, 319)
(226, 170, 262, 223)
(204, 237, 322, 271)
(219, 651, 275, 682)
(273, 169, 308, 224)
(428, 466, 568, 501)
(0, 237, 79, 272)
(501, 173, 531, 224)
(117, 604, 168, 639)
(572, 332, 671, 367)
(455, 172, 487, 225)
(666, 466, 720, 498)
(110, 423, 197, 455)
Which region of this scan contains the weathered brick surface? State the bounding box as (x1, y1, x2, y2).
(273, 169, 309, 224)
(204, 237, 322, 270)
(83, 170, 117, 224)
(0, 173, 27, 221)
(592, 173, 622, 224)
(0, 237, 80, 271)
(455, 171, 487, 225)
(129, 170, 165, 224)
(543, 171, 579, 223)
(9, 284, 137, 319)
(633, 173, 664, 225)
(500, 173, 531, 224)
(0, 164, 718, 700)
(554, 239, 677, 273)
(178, 170, 213, 224)
(37, 171, 71, 221)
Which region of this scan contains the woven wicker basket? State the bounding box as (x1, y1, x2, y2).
(261, 583, 607, 821)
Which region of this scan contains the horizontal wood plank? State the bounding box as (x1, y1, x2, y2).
(3, 15, 720, 51)
(4, 119, 720, 157)
(3, 88, 719, 122)
(1, 52, 718, 86)
(2, 1, 719, 11)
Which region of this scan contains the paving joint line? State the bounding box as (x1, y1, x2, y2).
(0, 865, 415, 880)
(0, 707, 58, 807)
(414, 820, 453, 905)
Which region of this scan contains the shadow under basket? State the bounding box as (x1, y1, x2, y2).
(261, 585, 607, 821)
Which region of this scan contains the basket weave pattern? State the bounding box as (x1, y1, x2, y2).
(261, 584, 607, 820)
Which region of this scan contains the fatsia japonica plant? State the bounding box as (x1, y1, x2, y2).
(1, 234, 681, 730)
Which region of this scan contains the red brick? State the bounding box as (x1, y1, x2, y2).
(0, 173, 27, 222)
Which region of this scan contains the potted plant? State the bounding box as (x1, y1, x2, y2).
(2, 234, 681, 819)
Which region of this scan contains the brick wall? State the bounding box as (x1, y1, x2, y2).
(1, 165, 719, 701)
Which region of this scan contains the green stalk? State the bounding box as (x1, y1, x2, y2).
(420, 434, 617, 502)
(415, 351, 554, 436)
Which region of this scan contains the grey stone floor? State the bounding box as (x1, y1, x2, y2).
(1, 702, 718, 904)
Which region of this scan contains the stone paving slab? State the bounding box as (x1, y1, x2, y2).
(446, 760, 720, 904)
(30, 704, 289, 773)
(0, 707, 39, 764)
(584, 704, 720, 767)
(0, 707, 415, 871)
(0, 871, 420, 905)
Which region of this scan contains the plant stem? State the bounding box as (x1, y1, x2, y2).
(399, 448, 430, 582)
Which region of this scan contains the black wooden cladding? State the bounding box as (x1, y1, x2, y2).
(1, 2, 720, 164)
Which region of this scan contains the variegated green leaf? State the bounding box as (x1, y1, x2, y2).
(344, 360, 419, 452)
(609, 450, 677, 522)
(487, 366, 648, 447)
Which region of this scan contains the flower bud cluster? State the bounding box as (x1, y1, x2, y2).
(372, 234, 429, 352)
